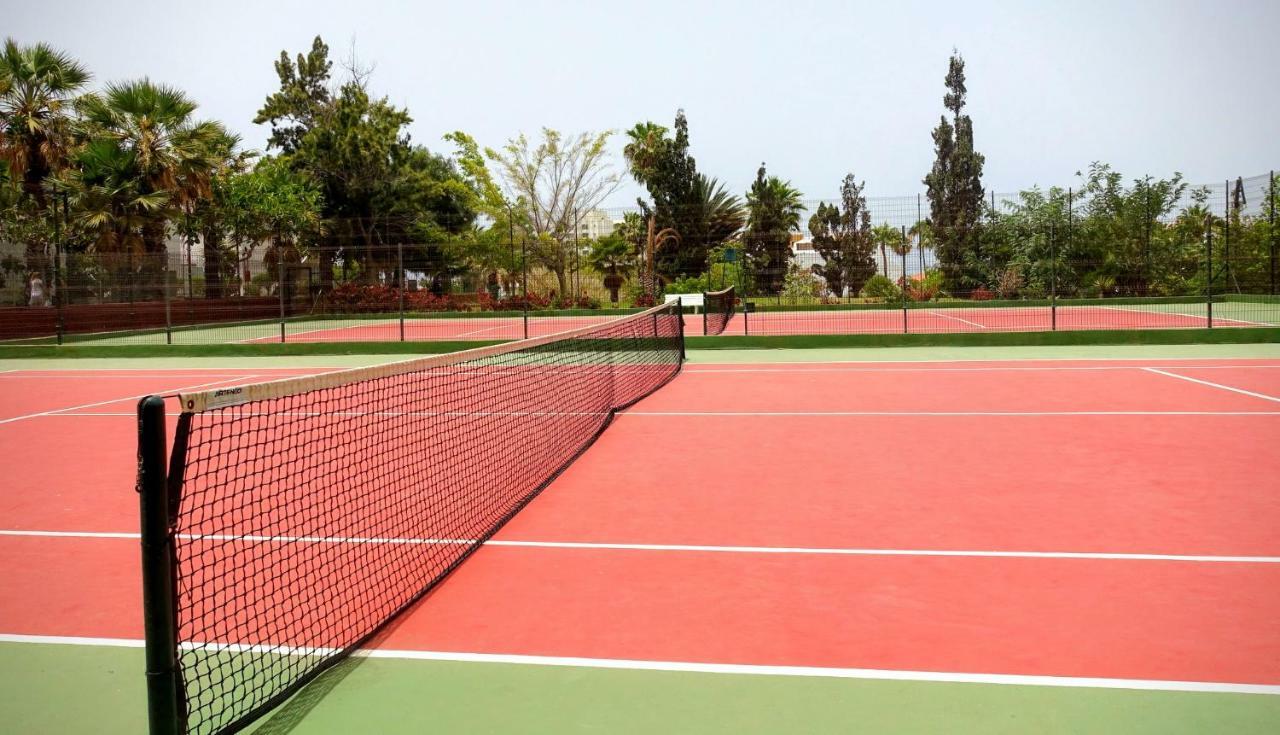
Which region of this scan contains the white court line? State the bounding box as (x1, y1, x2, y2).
(3, 530, 1277, 564)
(1144, 368, 1280, 404)
(684, 364, 1280, 374)
(0, 376, 257, 426)
(686, 355, 1280, 367)
(1097, 305, 1271, 327)
(0, 633, 1275, 695)
(928, 310, 988, 328)
(0, 373, 277, 379)
(29, 409, 1280, 418)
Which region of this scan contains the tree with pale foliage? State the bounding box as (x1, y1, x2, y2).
(485, 128, 620, 296)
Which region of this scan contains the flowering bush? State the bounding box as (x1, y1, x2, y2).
(970, 286, 995, 301)
(321, 284, 468, 312)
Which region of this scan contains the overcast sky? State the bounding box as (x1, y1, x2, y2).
(8, 0, 1278, 207)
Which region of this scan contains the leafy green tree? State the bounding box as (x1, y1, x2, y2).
(585, 233, 636, 302)
(624, 111, 708, 277)
(1074, 163, 1188, 295)
(253, 37, 332, 156)
(744, 163, 804, 294)
(924, 50, 985, 292)
(218, 156, 322, 294)
(807, 174, 875, 296)
(485, 128, 619, 296)
(871, 223, 903, 278)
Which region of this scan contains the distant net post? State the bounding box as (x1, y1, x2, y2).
(137, 395, 183, 735)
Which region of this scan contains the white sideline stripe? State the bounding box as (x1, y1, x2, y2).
(626, 410, 1280, 417)
(1098, 305, 1271, 327)
(0, 634, 1276, 695)
(3, 530, 1277, 563)
(685, 364, 1280, 374)
(928, 310, 988, 328)
(0, 377, 256, 425)
(33, 410, 1280, 418)
(687, 357, 1280, 366)
(1144, 368, 1280, 403)
(0, 373, 275, 379)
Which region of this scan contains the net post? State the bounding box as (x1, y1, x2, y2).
(137, 395, 182, 735)
(701, 295, 707, 336)
(676, 297, 686, 359)
(1205, 214, 1214, 328)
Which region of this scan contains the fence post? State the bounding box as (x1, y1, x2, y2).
(137, 396, 183, 735)
(1223, 180, 1231, 292)
(1050, 220, 1057, 330)
(521, 237, 529, 340)
(397, 241, 405, 342)
(1270, 170, 1276, 296)
(164, 267, 173, 345)
(53, 195, 65, 345)
(277, 261, 286, 343)
(900, 226, 909, 334)
(1206, 215, 1214, 328)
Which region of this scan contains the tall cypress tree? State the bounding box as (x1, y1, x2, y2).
(924, 51, 985, 292)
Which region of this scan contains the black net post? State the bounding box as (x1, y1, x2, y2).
(398, 240, 406, 342)
(137, 395, 182, 735)
(702, 299, 708, 336)
(900, 226, 909, 334)
(676, 297, 686, 359)
(1205, 215, 1214, 328)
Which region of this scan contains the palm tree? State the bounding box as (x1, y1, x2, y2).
(0, 39, 90, 210)
(585, 233, 636, 303)
(78, 80, 229, 257)
(872, 223, 902, 278)
(909, 219, 934, 275)
(667, 173, 744, 277)
(744, 164, 804, 293)
(642, 215, 679, 302)
(622, 121, 667, 186)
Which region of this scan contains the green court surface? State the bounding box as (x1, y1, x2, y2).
(3, 641, 1279, 735)
(2, 342, 1278, 734)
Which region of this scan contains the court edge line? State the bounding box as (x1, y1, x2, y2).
(684, 364, 1280, 373)
(1143, 367, 1280, 403)
(0, 376, 258, 426)
(927, 310, 988, 328)
(2, 530, 1276, 563)
(686, 356, 1280, 366)
(0, 634, 1275, 695)
(30, 410, 1280, 418)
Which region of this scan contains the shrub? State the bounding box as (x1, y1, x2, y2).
(970, 286, 995, 301)
(665, 274, 711, 295)
(860, 274, 900, 301)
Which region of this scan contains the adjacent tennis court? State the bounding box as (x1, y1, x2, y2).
(1, 336, 1278, 733)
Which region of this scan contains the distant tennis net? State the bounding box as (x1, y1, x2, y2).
(703, 285, 736, 335)
(136, 301, 685, 735)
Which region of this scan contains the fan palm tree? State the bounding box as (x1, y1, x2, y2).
(0, 39, 90, 210)
(909, 219, 934, 275)
(667, 173, 744, 277)
(872, 223, 903, 278)
(622, 121, 667, 186)
(585, 233, 636, 303)
(78, 80, 229, 256)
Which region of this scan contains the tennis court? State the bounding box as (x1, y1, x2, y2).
(2, 336, 1279, 732)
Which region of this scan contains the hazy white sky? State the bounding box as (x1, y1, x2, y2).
(8, 0, 1278, 207)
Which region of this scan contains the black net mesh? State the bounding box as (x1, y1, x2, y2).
(158, 302, 684, 735)
(703, 286, 736, 336)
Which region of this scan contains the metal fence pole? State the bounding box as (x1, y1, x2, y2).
(164, 268, 173, 345)
(1206, 215, 1214, 328)
(521, 237, 529, 340)
(137, 395, 182, 735)
(1050, 220, 1057, 331)
(53, 195, 65, 345)
(900, 226, 909, 334)
(1223, 180, 1231, 292)
(278, 261, 286, 343)
(1270, 170, 1276, 296)
(397, 240, 405, 342)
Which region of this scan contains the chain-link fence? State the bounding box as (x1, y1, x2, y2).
(2, 171, 1275, 344)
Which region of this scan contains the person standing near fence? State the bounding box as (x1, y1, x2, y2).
(27, 273, 45, 307)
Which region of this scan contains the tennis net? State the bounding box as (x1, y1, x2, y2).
(136, 301, 685, 735)
(703, 285, 736, 335)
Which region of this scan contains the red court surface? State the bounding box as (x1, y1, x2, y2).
(1, 357, 1278, 693)
(248, 305, 1266, 342)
